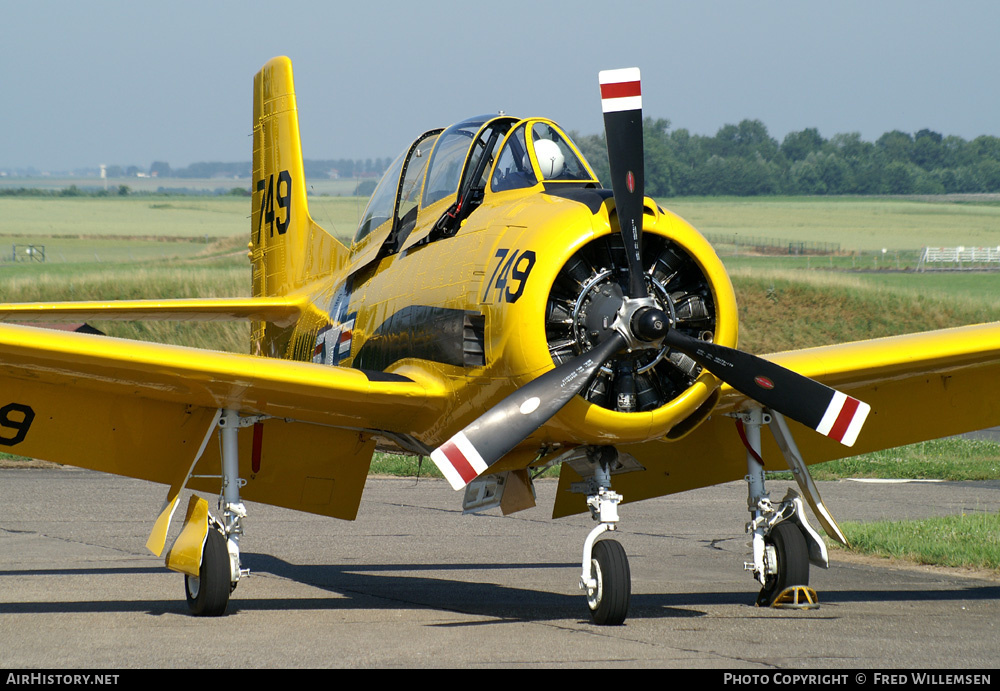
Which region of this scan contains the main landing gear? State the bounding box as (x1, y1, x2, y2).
(165, 409, 254, 616)
(756, 521, 810, 607)
(736, 407, 845, 609)
(193, 409, 255, 616)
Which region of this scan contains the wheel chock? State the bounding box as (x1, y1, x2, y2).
(771, 585, 819, 609)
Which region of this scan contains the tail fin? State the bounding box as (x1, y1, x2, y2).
(251, 57, 348, 296)
(251, 56, 348, 354)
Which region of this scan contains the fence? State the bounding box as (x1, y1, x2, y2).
(916, 246, 1000, 271)
(11, 244, 45, 262)
(704, 233, 841, 255)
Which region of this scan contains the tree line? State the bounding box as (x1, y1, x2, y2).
(104, 158, 393, 181)
(15, 121, 1000, 198)
(572, 119, 1000, 196)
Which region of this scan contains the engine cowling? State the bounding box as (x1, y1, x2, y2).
(525, 199, 738, 445)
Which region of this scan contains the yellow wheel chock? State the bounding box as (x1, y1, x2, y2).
(771, 585, 820, 609)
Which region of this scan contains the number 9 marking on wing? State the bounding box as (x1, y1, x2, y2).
(0, 403, 35, 447)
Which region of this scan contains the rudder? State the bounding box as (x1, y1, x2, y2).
(251, 56, 348, 355)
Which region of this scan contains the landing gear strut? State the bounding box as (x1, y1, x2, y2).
(183, 408, 254, 616)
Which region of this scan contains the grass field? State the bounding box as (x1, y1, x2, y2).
(836, 511, 1000, 571)
(1, 196, 249, 238)
(730, 270, 1000, 353)
(0, 193, 359, 263)
(771, 437, 1000, 482)
(4, 190, 1000, 255)
(664, 196, 1000, 251)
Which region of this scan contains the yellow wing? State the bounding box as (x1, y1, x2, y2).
(0, 323, 448, 519)
(554, 321, 1000, 517)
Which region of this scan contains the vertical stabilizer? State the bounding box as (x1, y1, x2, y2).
(251, 56, 348, 354)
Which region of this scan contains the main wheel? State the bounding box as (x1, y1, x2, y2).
(757, 521, 809, 607)
(185, 528, 231, 616)
(587, 539, 631, 625)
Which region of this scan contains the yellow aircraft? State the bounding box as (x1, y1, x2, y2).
(2, 58, 999, 625)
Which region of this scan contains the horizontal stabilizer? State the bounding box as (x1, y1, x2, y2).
(0, 297, 304, 327)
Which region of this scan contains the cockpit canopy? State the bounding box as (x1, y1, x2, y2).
(353, 115, 598, 250)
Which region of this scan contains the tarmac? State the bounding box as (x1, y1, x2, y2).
(1, 467, 998, 669)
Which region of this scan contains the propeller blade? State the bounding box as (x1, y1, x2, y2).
(430, 332, 627, 490)
(430, 66, 867, 497)
(663, 329, 870, 446)
(600, 67, 647, 299)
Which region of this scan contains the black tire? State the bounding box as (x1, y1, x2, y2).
(587, 539, 631, 625)
(757, 521, 810, 607)
(185, 528, 231, 616)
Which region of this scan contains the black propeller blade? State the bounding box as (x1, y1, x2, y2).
(600, 68, 647, 299)
(662, 329, 870, 447)
(428, 67, 871, 491)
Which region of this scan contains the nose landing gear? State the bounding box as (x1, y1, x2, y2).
(575, 448, 632, 625)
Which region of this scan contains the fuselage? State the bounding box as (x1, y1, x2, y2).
(275, 114, 738, 456)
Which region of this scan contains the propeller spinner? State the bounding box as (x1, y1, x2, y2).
(430, 68, 870, 490)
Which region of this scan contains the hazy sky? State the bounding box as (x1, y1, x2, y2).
(4, 0, 1000, 171)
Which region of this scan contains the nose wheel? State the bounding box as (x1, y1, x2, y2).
(586, 538, 631, 625)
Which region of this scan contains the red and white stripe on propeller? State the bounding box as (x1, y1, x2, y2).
(662, 328, 873, 449)
(599, 67, 642, 113)
(430, 431, 489, 491)
(815, 391, 870, 447)
(429, 333, 630, 491)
